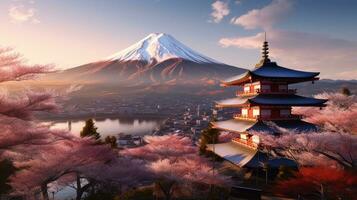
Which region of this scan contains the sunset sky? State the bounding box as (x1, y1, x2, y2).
(0, 0, 356, 79)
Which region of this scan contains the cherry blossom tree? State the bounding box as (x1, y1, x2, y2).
(294, 92, 357, 133)
(121, 134, 230, 200)
(0, 46, 75, 199)
(149, 158, 229, 200)
(10, 136, 149, 200)
(122, 134, 197, 161)
(80, 157, 149, 199)
(0, 46, 64, 155)
(10, 138, 117, 200)
(256, 130, 356, 168)
(0, 47, 52, 83)
(257, 92, 357, 169)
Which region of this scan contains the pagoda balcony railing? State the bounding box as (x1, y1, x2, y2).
(234, 114, 302, 121)
(232, 137, 258, 149)
(236, 90, 259, 97)
(233, 114, 258, 121)
(258, 114, 303, 120)
(262, 89, 297, 94)
(236, 89, 297, 96)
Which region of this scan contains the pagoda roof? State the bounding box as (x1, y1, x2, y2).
(206, 142, 297, 168)
(206, 142, 258, 167)
(212, 119, 319, 134)
(216, 96, 251, 107)
(212, 119, 256, 132)
(223, 71, 251, 86)
(216, 94, 327, 107)
(253, 62, 319, 79)
(221, 40, 322, 86)
(222, 62, 320, 86)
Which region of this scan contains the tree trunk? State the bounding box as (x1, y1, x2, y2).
(320, 184, 325, 200)
(157, 181, 174, 200)
(76, 173, 83, 200)
(41, 184, 49, 200)
(163, 190, 172, 200)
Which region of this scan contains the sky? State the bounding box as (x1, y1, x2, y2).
(0, 0, 356, 79)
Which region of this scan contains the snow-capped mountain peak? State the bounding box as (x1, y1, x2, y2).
(106, 33, 220, 64)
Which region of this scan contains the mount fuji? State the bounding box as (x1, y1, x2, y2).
(49, 33, 245, 86)
(106, 33, 219, 64)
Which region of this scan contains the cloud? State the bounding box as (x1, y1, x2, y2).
(8, 4, 39, 24)
(230, 0, 292, 30)
(210, 1, 230, 23)
(336, 70, 357, 80)
(219, 30, 357, 79)
(219, 0, 357, 79)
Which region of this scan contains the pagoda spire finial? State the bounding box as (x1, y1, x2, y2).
(262, 32, 270, 62)
(264, 31, 266, 41)
(255, 32, 271, 68)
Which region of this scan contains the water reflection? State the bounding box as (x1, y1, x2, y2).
(49, 117, 164, 137)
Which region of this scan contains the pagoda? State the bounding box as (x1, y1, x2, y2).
(207, 39, 327, 167)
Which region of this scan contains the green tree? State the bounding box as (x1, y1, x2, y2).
(82, 186, 118, 200)
(80, 119, 101, 140)
(0, 159, 17, 196)
(104, 136, 117, 148)
(341, 87, 351, 96)
(276, 166, 298, 180)
(199, 117, 219, 154)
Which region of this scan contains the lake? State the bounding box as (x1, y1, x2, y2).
(48, 117, 165, 138)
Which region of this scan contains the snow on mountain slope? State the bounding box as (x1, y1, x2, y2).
(106, 33, 220, 64)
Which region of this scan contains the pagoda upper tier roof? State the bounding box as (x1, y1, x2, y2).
(212, 119, 319, 134)
(216, 94, 327, 107)
(222, 61, 320, 86)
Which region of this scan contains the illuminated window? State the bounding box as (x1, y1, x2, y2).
(244, 86, 250, 93)
(253, 108, 260, 117)
(241, 108, 248, 116)
(253, 84, 260, 91)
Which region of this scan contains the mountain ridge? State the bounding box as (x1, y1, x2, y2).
(47, 33, 246, 86)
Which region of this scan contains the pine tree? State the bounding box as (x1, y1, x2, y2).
(341, 87, 351, 96)
(80, 119, 101, 140)
(104, 136, 117, 148)
(0, 159, 16, 196)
